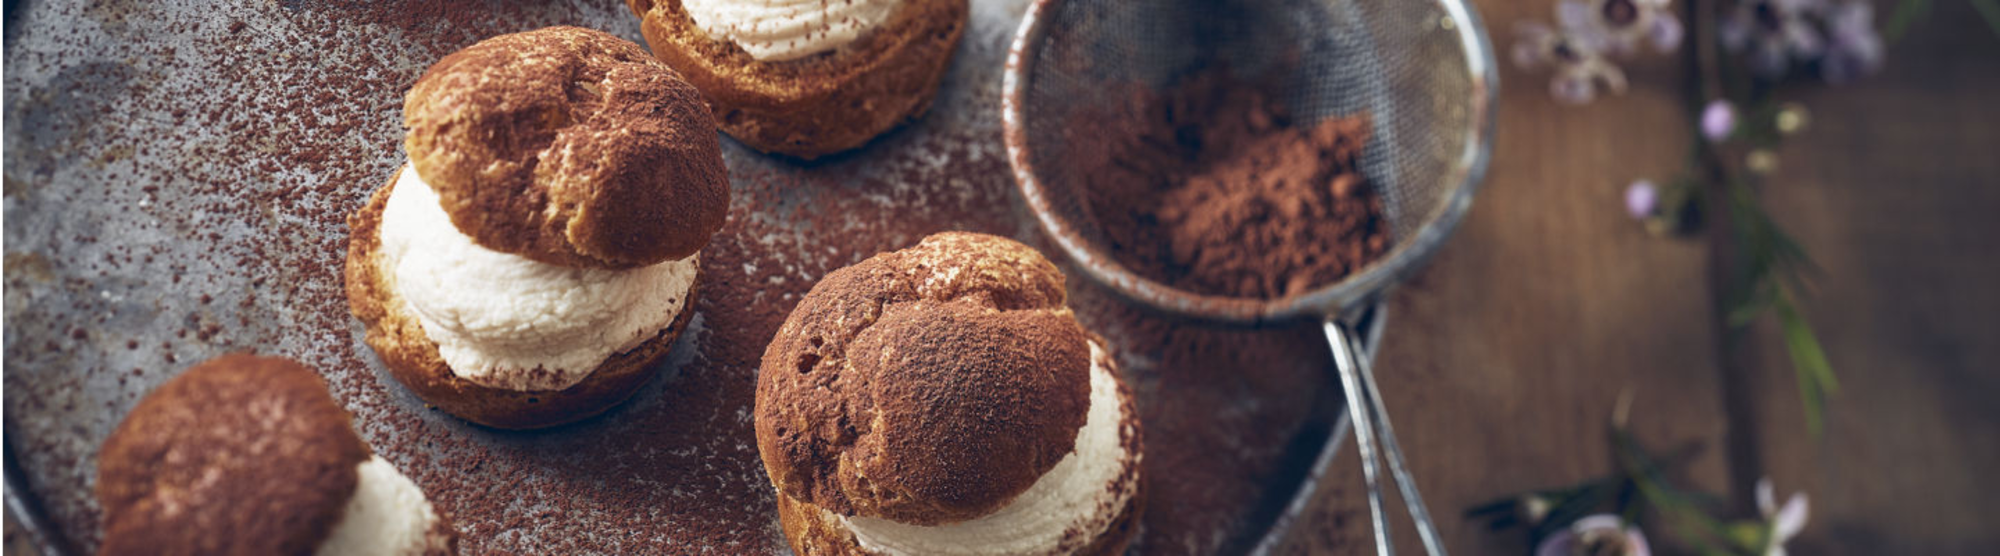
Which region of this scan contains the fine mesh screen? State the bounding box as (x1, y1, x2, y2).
(1011, 0, 1493, 319)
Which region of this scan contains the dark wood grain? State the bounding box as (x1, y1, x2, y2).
(1274, 0, 1739, 550)
(6, 0, 1993, 554)
(1729, 1, 2000, 553)
(1277, 0, 2000, 554)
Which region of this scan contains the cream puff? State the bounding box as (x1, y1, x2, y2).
(756, 232, 1143, 555)
(345, 26, 730, 429)
(95, 354, 455, 556)
(625, 0, 968, 159)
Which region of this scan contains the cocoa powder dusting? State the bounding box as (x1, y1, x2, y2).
(5, 1, 1351, 554)
(1084, 72, 1390, 299)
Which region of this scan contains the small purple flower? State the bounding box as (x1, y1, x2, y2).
(1647, 14, 1685, 53)
(1558, 0, 1684, 55)
(1515, 22, 1629, 104)
(1626, 180, 1659, 219)
(1701, 100, 1736, 142)
(1536, 514, 1653, 556)
(1820, 1, 1883, 83)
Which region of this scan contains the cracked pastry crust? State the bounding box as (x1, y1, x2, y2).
(95, 354, 457, 556)
(345, 172, 700, 430)
(403, 25, 729, 270)
(352, 26, 724, 429)
(772, 340, 1146, 555)
(755, 232, 1092, 526)
(625, 0, 968, 159)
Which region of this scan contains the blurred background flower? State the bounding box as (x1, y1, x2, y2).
(1511, 0, 1684, 103)
(1514, 22, 1630, 104)
(1559, 0, 1684, 53)
(1702, 100, 1737, 142)
(1720, 0, 1827, 78)
(1757, 478, 1810, 556)
(1534, 514, 1652, 556)
(1625, 180, 1659, 219)
(1819, 0, 1884, 82)
(1719, 0, 1886, 82)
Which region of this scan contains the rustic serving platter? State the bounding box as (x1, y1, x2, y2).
(2, 0, 1368, 553)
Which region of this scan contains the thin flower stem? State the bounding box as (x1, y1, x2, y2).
(1686, 0, 1837, 439)
(1613, 429, 1742, 553)
(1686, 0, 1731, 182)
(1691, 0, 1726, 101)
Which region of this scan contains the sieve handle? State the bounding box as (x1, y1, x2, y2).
(1325, 320, 1448, 556)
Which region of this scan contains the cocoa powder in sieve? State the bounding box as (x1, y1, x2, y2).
(1084, 72, 1390, 300)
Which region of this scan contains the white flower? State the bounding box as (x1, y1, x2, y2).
(1535, 514, 1652, 556)
(1757, 478, 1810, 556)
(1513, 22, 1629, 104)
(1557, 0, 1684, 55)
(1820, 0, 1884, 83)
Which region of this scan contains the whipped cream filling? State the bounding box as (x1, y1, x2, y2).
(316, 456, 449, 556)
(840, 342, 1139, 555)
(377, 165, 697, 391)
(683, 0, 906, 61)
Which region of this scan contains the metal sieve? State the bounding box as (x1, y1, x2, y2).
(1003, 0, 1497, 553)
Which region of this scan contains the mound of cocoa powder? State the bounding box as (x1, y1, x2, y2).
(1083, 72, 1389, 300)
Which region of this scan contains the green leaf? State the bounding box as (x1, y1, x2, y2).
(1777, 297, 1838, 436)
(1463, 497, 1519, 517)
(1778, 294, 1840, 393)
(1792, 346, 1827, 435)
(1767, 220, 1818, 271)
(1737, 101, 1786, 148)
(1883, 0, 1933, 44)
(1611, 426, 1754, 553)
(1533, 491, 1602, 540)
(1672, 488, 1729, 508)
(1720, 176, 1837, 437)
(1682, 507, 1739, 545)
(1729, 183, 1816, 274)
(1726, 520, 1772, 552)
(1727, 282, 1775, 327)
(1727, 184, 1790, 279)
(1969, 0, 2000, 40)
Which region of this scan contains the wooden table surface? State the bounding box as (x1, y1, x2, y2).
(6, 0, 1994, 554)
(1266, 0, 2000, 553)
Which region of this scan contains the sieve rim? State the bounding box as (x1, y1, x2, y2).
(1002, 0, 1499, 325)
